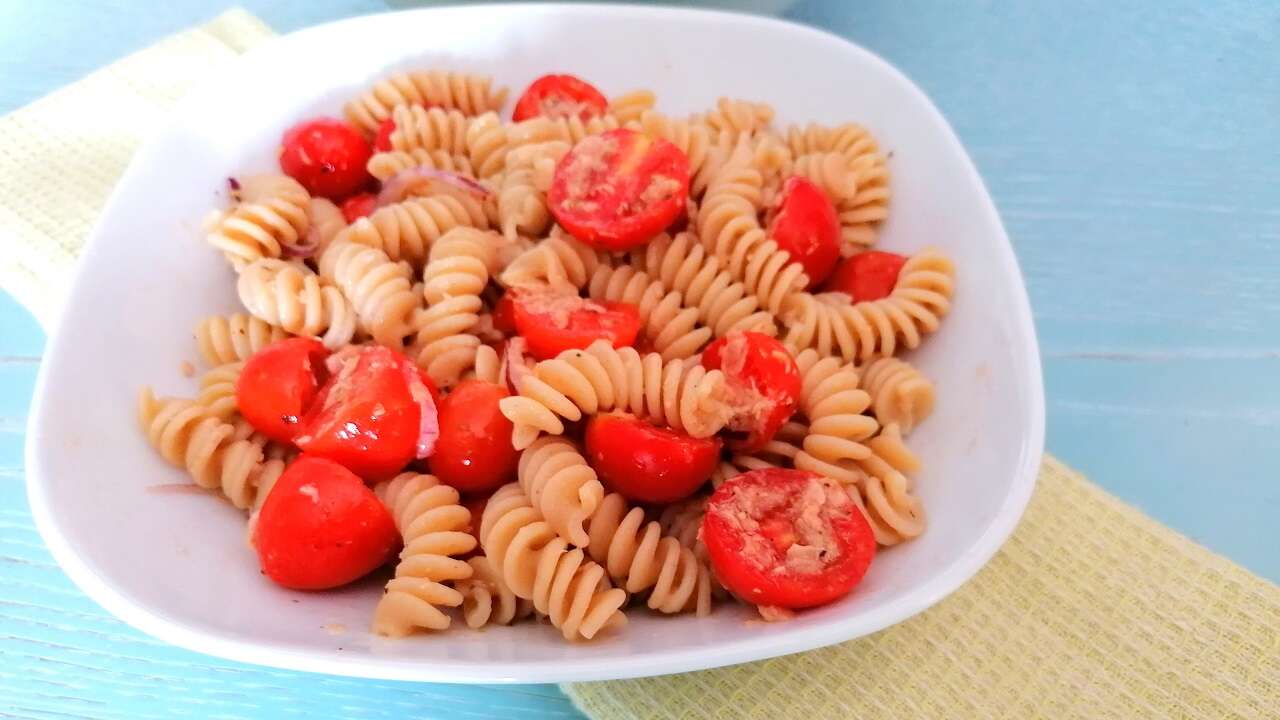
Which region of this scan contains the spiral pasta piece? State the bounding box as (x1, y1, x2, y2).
(586, 263, 712, 361)
(386, 104, 472, 155)
(858, 357, 935, 434)
(585, 492, 712, 616)
(697, 147, 808, 313)
(634, 110, 725, 197)
(237, 258, 358, 349)
(195, 362, 242, 421)
(479, 483, 627, 641)
(695, 98, 775, 140)
(456, 555, 535, 629)
(344, 70, 507, 135)
(337, 193, 490, 269)
(852, 430, 926, 546)
(411, 227, 497, 387)
(499, 340, 732, 449)
(371, 472, 476, 636)
(367, 148, 476, 182)
(137, 389, 273, 510)
(498, 231, 606, 290)
(305, 197, 348, 259)
(464, 111, 509, 178)
(630, 233, 776, 338)
(194, 313, 289, 366)
(789, 349, 880, 485)
(781, 248, 955, 362)
(207, 174, 310, 270)
(517, 436, 605, 547)
(318, 240, 420, 349)
(785, 122, 889, 249)
(507, 113, 623, 148)
(607, 89, 656, 125)
(789, 152, 856, 201)
(867, 422, 922, 475)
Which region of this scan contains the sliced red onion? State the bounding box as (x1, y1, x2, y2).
(281, 236, 319, 259)
(502, 337, 532, 392)
(401, 362, 440, 459)
(376, 167, 491, 207)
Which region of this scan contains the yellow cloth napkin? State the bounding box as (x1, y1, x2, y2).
(1, 11, 1276, 720)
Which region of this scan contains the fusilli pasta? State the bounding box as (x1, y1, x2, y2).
(498, 231, 606, 290)
(195, 362, 242, 421)
(516, 436, 605, 548)
(789, 349, 880, 485)
(318, 240, 421, 349)
(479, 483, 627, 641)
(206, 174, 311, 270)
(338, 193, 489, 269)
(344, 70, 507, 136)
(455, 555, 534, 629)
(367, 148, 476, 183)
(371, 472, 476, 636)
(410, 227, 497, 387)
(385, 104, 473, 155)
(858, 357, 936, 434)
(236, 258, 358, 349)
(194, 313, 288, 367)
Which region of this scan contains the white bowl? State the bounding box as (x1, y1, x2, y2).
(26, 3, 1044, 683)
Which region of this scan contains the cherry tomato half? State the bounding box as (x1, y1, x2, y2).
(823, 250, 908, 302)
(701, 332, 801, 453)
(236, 337, 330, 444)
(279, 118, 373, 200)
(340, 192, 378, 223)
(490, 292, 518, 336)
(512, 74, 608, 122)
(548, 128, 689, 251)
(511, 287, 641, 360)
(295, 346, 440, 481)
(373, 118, 396, 152)
(585, 413, 720, 503)
(702, 468, 875, 609)
(428, 380, 519, 494)
(769, 176, 841, 288)
(254, 455, 400, 590)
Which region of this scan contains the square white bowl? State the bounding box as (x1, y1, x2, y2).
(26, 3, 1044, 683)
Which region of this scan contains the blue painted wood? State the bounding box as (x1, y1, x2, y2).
(1, 1, 1277, 718)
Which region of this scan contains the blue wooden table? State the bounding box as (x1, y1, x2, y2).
(2, 1, 1277, 717)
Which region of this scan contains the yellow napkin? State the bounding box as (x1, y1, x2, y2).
(2, 11, 1276, 720)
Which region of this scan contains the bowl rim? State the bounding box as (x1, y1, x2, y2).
(25, 2, 1045, 683)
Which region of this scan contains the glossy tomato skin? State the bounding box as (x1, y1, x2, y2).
(769, 177, 841, 288)
(548, 129, 690, 251)
(701, 332, 802, 453)
(373, 118, 396, 152)
(428, 380, 519, 494)
(295, 346, 439, 481)
(279, 118, 373, 200)
(236, 337, 330, 444)
(585, 413, 721, 503)
(702, 468, 875, 609)
(340, 192, 377, 223)
(511, 289, 641, 360)
(823, 250, 908, 302)
(254, 455, 400, 590)
(512, 74, 608, 122)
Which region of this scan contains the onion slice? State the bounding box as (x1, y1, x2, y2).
(376, 167, 491, 207)
(401, 362, 440, 459)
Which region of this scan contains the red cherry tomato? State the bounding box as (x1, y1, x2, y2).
(236, 338, 330, 444)
(823, 250, 908, 302)
(254, 455, 400, 590)
(279, 118, 373, 200)
(512, 74, 608, 122)
(428, 380, 519, 494)
(373, 118, 396, 152)
(585, 413, 721, 503)
(768, 177, 841, 288)
(511, 287, 641, 360)
(340, 192, 378, 223)
(702, 468, 875, 609)
(490, 293, 518, 335)
(701, 332, 801, 453)
(295, 346, 440, 481)
(548, 129, 689, 251)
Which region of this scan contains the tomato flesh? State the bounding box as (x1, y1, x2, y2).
(585, 413, 721, 504)
(340, 192, 377, 223)
(428, 380, 519, 494)
(548, 128, 689, 251)
(373, 118, 396, 152)
(823, 250, 908, 302)
(512, 74, 608, 122)
(769, 176, 841, 288)
(295, 346, 439, 481)
(491, 293, 518, 335)
(254, 455, 400, 590)
(236, 338, 330, 444)
(701, 332, 801, 452)
(279, 118, 373, 200)
(511, 287, 641, 360)
(702, 468, 875, 609)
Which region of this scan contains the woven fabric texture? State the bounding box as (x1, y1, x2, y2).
(1, 12, 1276, 720)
